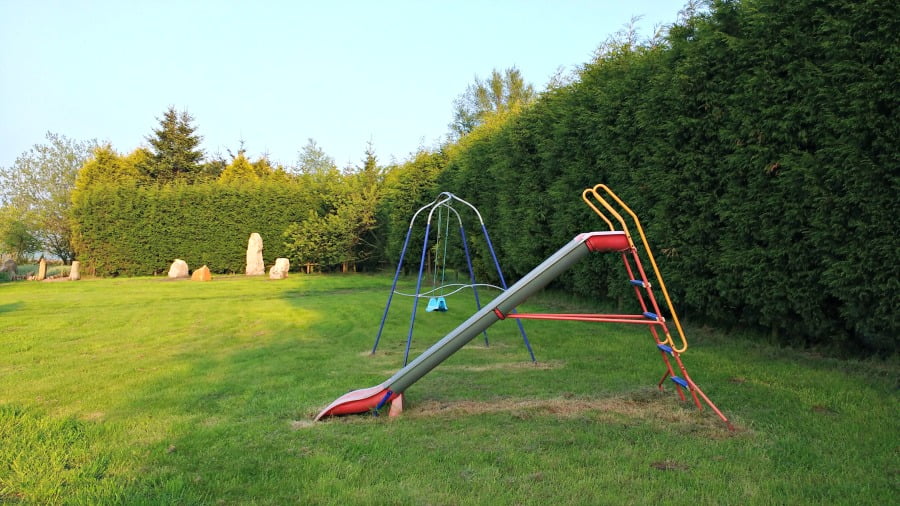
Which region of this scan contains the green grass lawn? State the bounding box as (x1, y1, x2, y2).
(1, 274, 896, 504)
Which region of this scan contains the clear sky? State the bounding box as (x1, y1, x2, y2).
(1, 1, 686, 170)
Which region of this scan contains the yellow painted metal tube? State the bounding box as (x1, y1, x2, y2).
(582, 188, 634, 248)
(583, 184, 689, 353)
(581, 190, 616, 231)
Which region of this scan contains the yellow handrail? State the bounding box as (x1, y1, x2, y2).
(581, 191, 616, 231)
(582, 184, 689, 353)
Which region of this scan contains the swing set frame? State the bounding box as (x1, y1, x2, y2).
(371, 192, 535, 365)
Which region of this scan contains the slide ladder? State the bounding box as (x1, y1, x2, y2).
(502, 186, 731, 427)
(581, 184, 732, 428)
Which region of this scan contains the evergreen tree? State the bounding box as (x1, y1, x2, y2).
(283, 143, 384, 272)
(450, 67, 536, 139)
(74, 145, 144, 193)
(218, 152, 259, 184)
(295, 138, 342, 213)
(252, 156, 286, 180)
(296, 138, 337, 176)
(355, 141, 382, 186)
(198, 155, 227, 182)
(143, 106, 205, 183)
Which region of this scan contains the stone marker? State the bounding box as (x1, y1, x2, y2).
(168, 259, 189, 278)
(245, 233, 265, 275)
(269, 258, 290, 280)
(69, 261, 81, 281)
(0, 259, 16, 276)
(36, 257, 47, 281)
(191, 265, 212, 282)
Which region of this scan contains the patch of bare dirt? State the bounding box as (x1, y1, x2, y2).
(651, 460, 690, 471)
(290, 420, 316, 430)
(406, 389, 743, 438)
(80, 411, 105, 422)
(812, 404, 839, 416)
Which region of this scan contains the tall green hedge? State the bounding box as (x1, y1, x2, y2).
(72, 182, 316, 276)
(437, 0, 898, 353)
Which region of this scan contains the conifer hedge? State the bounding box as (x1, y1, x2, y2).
(72, 182, 315, 276)
(437, 0, 898, 353)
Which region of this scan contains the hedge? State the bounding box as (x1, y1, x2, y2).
(436, 0, 898, 353)
(71, 182, 316, 276)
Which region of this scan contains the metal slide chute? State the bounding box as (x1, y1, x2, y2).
(315, 232, 608, 421)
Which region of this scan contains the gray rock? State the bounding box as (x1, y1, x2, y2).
(0, 259, 16, 275)
(191, 265, 212, 282)
(269, 257, 290, 280)
(168, 259, 189, 278)
(36, 258, 47, 281)
(69, 261, 81, 281)
(245, 233, 265, 276)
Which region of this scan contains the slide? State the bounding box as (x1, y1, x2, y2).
(315, 231, 630, 421)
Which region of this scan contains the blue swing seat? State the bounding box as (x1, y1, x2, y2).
(426, 296, 448, 312)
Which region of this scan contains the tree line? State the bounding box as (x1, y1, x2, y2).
(1, 63, 530, 274)
(1, 0, 894, 354)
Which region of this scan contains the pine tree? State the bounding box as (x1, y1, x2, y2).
(218, 152, 259, 184)
(143, 106, 205, 184)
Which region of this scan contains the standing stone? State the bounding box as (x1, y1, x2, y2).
(0, 259, 16, 276)
(69, 261, 81, 281)
(36, 257, 47, 281)
(245, 233, 265, 276)
(191, 265, 212, 282)
(168, 259, 189, 278)
(269, 258, 290, 280)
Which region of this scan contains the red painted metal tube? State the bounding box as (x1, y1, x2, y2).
(685, 377, 735, 431)
(503, 313, 665, 325)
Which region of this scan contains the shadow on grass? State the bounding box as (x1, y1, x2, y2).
(79, 287, 398, 503)
(69, 334, 308, 502)
(79, 283, 554, 501)
(0, 302, 24, 314)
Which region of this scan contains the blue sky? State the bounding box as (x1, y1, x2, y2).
(1, 1, 686, 170)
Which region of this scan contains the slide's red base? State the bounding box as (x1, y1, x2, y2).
(314, 383, 398, 421)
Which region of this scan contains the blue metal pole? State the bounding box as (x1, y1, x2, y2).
(482, 224, 536, 362)
(372, 226, 413, 354)
(459, 225, 489, 346)
(404, 222, 432, 366)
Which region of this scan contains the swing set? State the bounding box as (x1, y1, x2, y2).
(424, 200, 452, 313)
(371, 192, 536, 365)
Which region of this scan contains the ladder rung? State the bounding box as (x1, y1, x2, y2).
(657, 343, 674, 355)
(671, 376, 689, 388)
(643, 312, 659, 320)
(629, 279, 646, 287)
